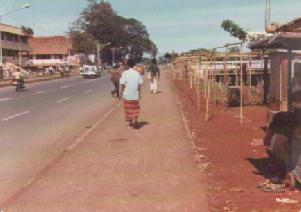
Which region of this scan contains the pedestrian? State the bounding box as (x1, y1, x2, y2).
(59, 66, 64, 78)
(149, 58, 160, 94)
(49, 66, 54, 76)
(64, 65, 70, 77)
(110, 64, 121, 98)
(184, 60, 188, 80)
(119, 59, 143, 129)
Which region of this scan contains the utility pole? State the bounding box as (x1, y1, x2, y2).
(265, 0, 271, 30)
(96, 43, 100, 65)
(96, 42, 111, 66)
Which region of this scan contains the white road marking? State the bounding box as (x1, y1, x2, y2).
(85, 89, 94, 94)
(36, 91, 47, 95)
(61, 85, 71, 89)
(2, 111, 30, 121)
(57, 97, 70, 103)
(0, 98, 12, 102)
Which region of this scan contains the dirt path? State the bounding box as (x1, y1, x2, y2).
(174, 79, 301, 212)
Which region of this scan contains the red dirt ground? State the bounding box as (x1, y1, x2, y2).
(174, 79, 301, 212)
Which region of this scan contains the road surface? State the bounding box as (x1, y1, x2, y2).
(0, 74, 116, 205)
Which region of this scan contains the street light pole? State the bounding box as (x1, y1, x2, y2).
(96, 43, 100, 66)
(96, 42, 111, 66)
(0, 3, 30, 65)
(19, 28, 22, 68)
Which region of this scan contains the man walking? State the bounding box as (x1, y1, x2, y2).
(110, 65, 121, 98)
(149, 59, 160, 94)
(119, 59, 143, 129)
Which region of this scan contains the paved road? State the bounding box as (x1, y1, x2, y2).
(3, 70, 208, 212)
(0, 74, 116, 205)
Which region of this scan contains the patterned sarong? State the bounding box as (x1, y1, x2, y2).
(124, 100, 140, 121)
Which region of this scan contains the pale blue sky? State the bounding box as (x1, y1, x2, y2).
(0, 0, 301, 54)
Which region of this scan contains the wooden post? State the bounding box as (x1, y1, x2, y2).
(205, 74, 211, 122)
(205, 53, 213, 122)
(224, 46, 228, 85)
(195, 64, 198, 93)
(280, 60, 282, 104)
(204, 56, 208, 99)
(197, 55, 202, 111)
(213, 54, 217, 105)
(287, 49, 293, 112)
(287, 49, 293, 170)
(240, 42, 244, 125)
(190, 70, 193, 89)
(249, 51, 252, 96)
(236, 64, 238, 86)
(210, 52, 214, 103)
(197, 73, 201, 111)
(263, 52, 269, 104)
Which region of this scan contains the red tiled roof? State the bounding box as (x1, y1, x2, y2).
(29, 36, 73, 55)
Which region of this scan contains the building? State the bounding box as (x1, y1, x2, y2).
(0, 23, 31, 66)
(29, 36, 74, 60)
(275, 17, 301, 33)
(251, 17, 301, 111)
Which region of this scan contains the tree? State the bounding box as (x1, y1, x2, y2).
(69, 31, 96, 54)
(69, 0, 156, 64)
(164, 53, 172, 60)
(21, 26, 34, 36)
(221, 20, 247, 41)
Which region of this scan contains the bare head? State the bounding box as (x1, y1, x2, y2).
(127, 59, 136, 68)
(113, 64, 120, 70)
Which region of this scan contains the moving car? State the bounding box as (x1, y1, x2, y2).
(80, 65, 101, 79)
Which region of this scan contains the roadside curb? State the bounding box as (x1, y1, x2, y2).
(174, 83, 209, 212)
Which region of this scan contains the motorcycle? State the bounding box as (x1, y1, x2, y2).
(12, 79, 25, 92)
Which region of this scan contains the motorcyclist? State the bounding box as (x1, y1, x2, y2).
(12, 68, 25, 89)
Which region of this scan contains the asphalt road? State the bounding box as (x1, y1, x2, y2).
(0, 74, 117, 205)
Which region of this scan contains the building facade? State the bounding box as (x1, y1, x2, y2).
(29, 36, 74, 60)
(0, 23, 31, 66)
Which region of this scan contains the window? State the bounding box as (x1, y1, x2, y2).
(36, 55, 52, 59)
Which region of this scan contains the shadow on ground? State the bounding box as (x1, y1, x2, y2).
(136, 121, 150, 129)
(246, 157, 286, 180)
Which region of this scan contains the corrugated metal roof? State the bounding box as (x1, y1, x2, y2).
(250, 32, 301, 50)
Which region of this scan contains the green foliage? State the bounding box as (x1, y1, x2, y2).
(164, 53, 172, 60)
(69, 0, 156, 63)
(221, 20, 247, 41)
(21, 26, 34, 35)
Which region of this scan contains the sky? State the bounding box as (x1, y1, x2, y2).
(0, 0, 301, 55)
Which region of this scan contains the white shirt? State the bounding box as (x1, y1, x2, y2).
(120, 68, 143, 100)
(13, 72, 22, 80)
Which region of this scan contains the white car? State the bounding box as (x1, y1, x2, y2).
(80, 65, 101, 79)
